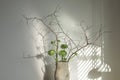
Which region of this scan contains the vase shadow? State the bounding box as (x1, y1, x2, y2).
(36, 54, 55, 80)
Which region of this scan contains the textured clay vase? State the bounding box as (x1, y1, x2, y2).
(55, 62, 70, 80)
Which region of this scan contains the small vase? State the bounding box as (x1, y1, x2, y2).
(55, 62, 70, 80)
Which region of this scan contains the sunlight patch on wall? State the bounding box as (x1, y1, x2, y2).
(59, 13, 111, 80)
(76, 44, 111, 80)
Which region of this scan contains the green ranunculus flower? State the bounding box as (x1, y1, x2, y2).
(48, 50, 55, 56)
(59, 50, 67, 57)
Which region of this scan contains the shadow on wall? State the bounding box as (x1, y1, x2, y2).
(44, 64, 55, 80)
(24, 53, 55, 80)
(35, 54, 55, 80)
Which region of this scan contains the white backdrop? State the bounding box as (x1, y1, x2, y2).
(0, 0, 119, 80)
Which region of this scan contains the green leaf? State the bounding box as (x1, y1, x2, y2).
(74, 52, 77, 55)
(51, 41, 54, 44)
(59, 50, 67, 57)
(57, 40, 61, 42)
(60, 44, 68, 49)
(48, 50, 55, 56)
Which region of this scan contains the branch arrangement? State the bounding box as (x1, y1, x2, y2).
(23, 7, 102, 63)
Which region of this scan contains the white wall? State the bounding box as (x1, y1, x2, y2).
(0, 0, 120, 80)
(0, 0, 58, 80)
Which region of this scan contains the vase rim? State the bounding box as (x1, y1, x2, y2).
(57, 61, 69, 63)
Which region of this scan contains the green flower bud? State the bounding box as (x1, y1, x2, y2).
(51, 41, 54, 44)
(60, 44, 68, 49)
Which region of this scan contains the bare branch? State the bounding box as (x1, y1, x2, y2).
(23, 5, 102, 62)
